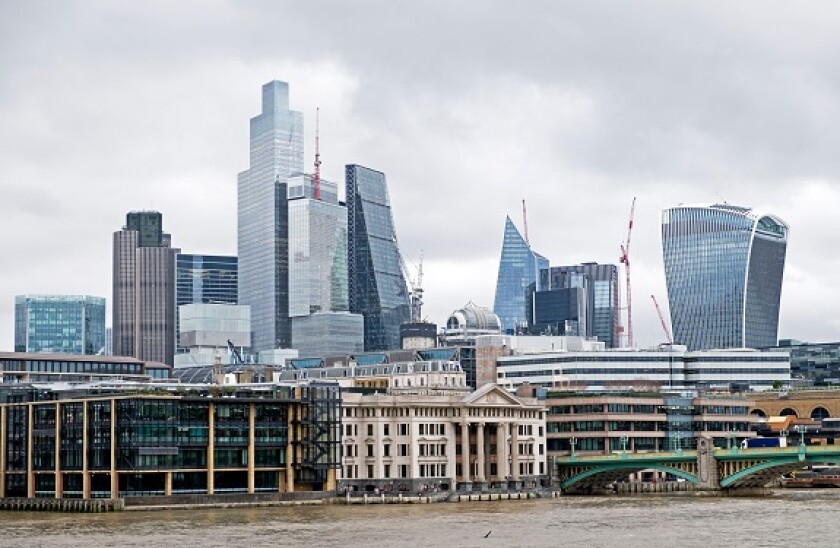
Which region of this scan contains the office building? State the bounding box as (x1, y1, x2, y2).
(661, 204, 789, 350)
(0, 381, 340, 499)
(493, 344, 790, 392)
(288, 174, 348, 316)
(113, 211, 178, 365)
(493, 216, 549, 334)
(529, 287, 587, 337)
(290, 312, 364, 359)
(339, 384, 548, 493)
(548, 263, 619, 348)
(531, 390, 757, 457)
(176, 254, 238, 353)
(238, 80, 303, 352)
(346, 164, 411, 351)
(14, 295, 106, 355)
(174, 303, 251, 368)
(0, 351, 171, 383)
(439, 302, 503, 389)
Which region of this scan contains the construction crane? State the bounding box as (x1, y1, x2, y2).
(398, 247, 424, 322)
(650, 295, 673, 344)
(227, 339, 245, 366)
(619, 197, 637, 348)
(522, 199, 531, 247)
(313, 107, 321, 200)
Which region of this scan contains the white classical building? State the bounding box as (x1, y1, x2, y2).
(339, 383, 547, 493)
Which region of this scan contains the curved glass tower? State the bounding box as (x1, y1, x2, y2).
(661, 204, 788, 350)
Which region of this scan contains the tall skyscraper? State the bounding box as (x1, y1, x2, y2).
(14, 295, 106, 354)
(238, 80, 303, 351)
(113, 211, 178, 364)
(549, 263, 619, 348)
(661, 203, 789, 350)
(493, 216, 549, 333)
(176, 254, 238, 353)
(346, 164, 411, 351)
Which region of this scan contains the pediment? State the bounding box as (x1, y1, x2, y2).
(462, 384, 524, 407)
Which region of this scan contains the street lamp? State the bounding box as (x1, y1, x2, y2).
(570, 437, 578, 460)
(673, 432, 683, 455)
(794, 425, 807, 447)
(726, 430, 735, 451)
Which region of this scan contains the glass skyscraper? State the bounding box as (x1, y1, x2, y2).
(346, 164, 411, 351)
(661, 204, 789, 351)
(288, 174, 348, 316)
(493, 216, 549, 333)
(237, 80, 303, 351)
(15, 295, 106, 355)
(549, 263, 619, 348)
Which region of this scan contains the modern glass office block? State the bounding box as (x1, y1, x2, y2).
(346, 164, 411, 351)
(549, 263, 619, 348)
(288, 174, 348, 317)
(661, 204, 788, 351)
(493, 216, 549, 333)
(14, 295, 106, 355)
(237, 81, 303, 351)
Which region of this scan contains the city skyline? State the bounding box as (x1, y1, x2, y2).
(3, 2, 840, 351)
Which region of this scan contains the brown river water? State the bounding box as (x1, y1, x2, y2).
(0, 492, 837, 547)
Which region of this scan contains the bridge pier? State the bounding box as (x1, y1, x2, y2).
(696, 436, 720, 490)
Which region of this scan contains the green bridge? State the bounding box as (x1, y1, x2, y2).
(556, 438, 840, 493)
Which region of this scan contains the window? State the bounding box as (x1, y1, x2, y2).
(367, 444, 374, 457)
(384, 465, 391, 479)
(383, 424, 390, 436)
(367, 424, 374, 436)
(399, 423, 408, 436)
(399, 444, 408, 456)
(367, 465, 374, 478)
(383, 444, 390, 457)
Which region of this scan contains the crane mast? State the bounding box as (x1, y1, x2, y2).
(619, 197, 636, 348)
(522, 199, 531, 247)
(650, 294, 673, 344)
(313, 107, 321, 200)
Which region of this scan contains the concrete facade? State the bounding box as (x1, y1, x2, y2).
(338, 384, 548, 493)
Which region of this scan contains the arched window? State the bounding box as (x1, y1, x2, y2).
(751, 409, 767, 418)
(811, 407, 830, 421)
(780, 408, 798, 417)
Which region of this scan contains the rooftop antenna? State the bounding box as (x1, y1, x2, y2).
(313, 107, 321, 201)
(522, 199, 531, 247)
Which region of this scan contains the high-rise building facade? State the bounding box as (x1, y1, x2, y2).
(176, 254, 238, 353)
(113, 211, 178, 365)
(238, 80, 303, 352)
(14, 295, 106, 355)
(493, 216, 549, 333)
(288, 174, 348, 316)
(549, 263, 619, 348)
(346, 164, 411, 351)
(661, 204, 789, 351)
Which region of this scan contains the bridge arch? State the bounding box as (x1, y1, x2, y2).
(561, 463, 698, 492)
(720, 452, 840, 489)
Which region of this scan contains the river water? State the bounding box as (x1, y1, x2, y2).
(0, 492, 837, 547)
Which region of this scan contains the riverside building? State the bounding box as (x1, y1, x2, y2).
(0, 380, 340, 499)
(496, 346, 790, 392)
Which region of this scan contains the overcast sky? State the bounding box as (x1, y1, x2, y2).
(2, 1, 840, 351)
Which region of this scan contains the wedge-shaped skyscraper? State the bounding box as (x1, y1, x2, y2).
(493, 216, 549, 333)
(346, 164, 411, 351)
(661, 204, 788, 350)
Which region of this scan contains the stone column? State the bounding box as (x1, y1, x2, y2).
(54, 402, 62, 499)
(511, 422, 520, 482)
(410, 420, 420, 481)
(109, 399, 117, 499)
(27, 404, 34, 498)
(207, 402, 215, 495)
(476, 423, 486, 483)
(82, 402, 90, 499)
(285, 403, 295, 493)
(460, 422, 470, 484)
(247, 402, 255, 494)
(164, 471, 173, 496)
(447, 422, 457, 488)
(0, 406, 6, 498)
(496, 422, 508, 482)
(375, 414, 383, 480)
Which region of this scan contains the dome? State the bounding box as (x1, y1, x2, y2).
(445, 301, 502, 332)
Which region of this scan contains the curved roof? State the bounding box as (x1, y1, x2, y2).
(446, 301, 502, 331)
